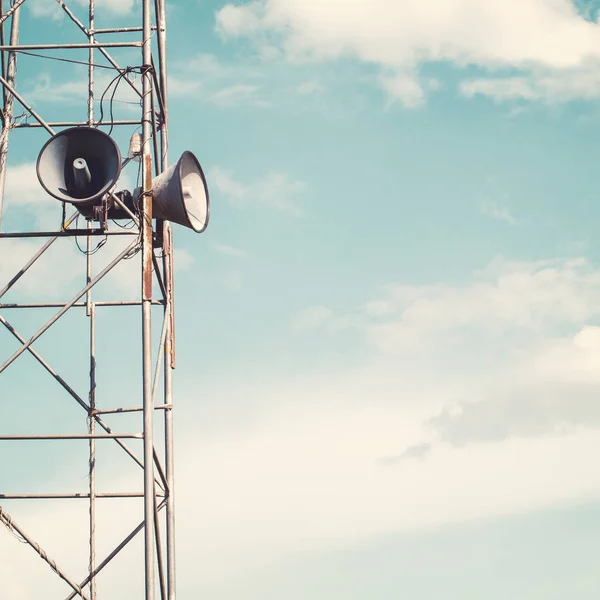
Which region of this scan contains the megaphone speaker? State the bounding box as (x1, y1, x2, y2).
(152, 151, 210, 233)
(37, 127, 122, 205)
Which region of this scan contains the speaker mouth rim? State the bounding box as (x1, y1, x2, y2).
(36, 126, 123, 205)
(176, 150, 210, 233)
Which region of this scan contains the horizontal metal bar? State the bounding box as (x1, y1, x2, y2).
(0, 434, 143, 440)
(0, 229, 138, 238)
(14, 120, 143, 128)
(0, 492, 164, 499)
(94, 300, 164, 306)
(94, 404, 172, 415)
(0, 301, 164, 309)
(0, 43, 141, 50)
(91, 27, 157, 34)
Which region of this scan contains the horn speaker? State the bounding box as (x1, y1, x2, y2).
(152, 151, 209, 233)
(36, 126, 122, 205)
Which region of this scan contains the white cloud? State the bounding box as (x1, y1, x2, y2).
(479, 199, 516, 224)
(8, 254, 600, 594)
(169, 53, 268, 107)
(211, 167, 306, 216)
(218, 269, 245, 291)
(23, 71, 142, 119)
(379, 72, 428, 108)
(291, 305, 333, 331)
(79, 0, 137, 15)
(361, 257, 600, 354)
(28, 0, 137, 19)
(26, 0, 63, 21)
(461, 63, 600, 102)
(210, 83, 265, 106)
(25, 73, 88, 105)
(212, 242, 249, 259)
(296, 80, 324, 95)
(3, 162, 49, 211)
(216, 0, 600, 68)
(216, 0, 600, 104)
(210, 167, 247, 200)
(169, 52, 362, 115)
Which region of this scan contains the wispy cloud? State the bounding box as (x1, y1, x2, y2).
(291, 305, 334, 332)
(168, 52, 361, 115)
(380, 72, 440, 109)
(212, 242, 249, 259)
(297, 80, 324, 95)
(428, 380, 600, 447)
(479, 199, 517, 224)
(379, 443, 432, 465)
(23, 71, 141, 116)
(210, 83, 268, 107)
(211, 167, 306, 216)
(461, 65, 600, 104)
(28, 0, 137, 19)
(169, 53, 269, 108)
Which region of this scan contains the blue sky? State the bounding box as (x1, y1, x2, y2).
(3, 0, 600, 598)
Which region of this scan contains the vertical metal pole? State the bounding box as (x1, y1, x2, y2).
(0, 1, 7, 98)
(154, 482, 167, 600)
(157, 0, 168, 171)
(88, 0, 95, 126)
(0, 5, 19, 231)
(88, 302, 97, 600)
(163, 226, 175, 600)
(142, 0, 155, 597)
(155, 0, 168, 112)
(86, 218, 96, 600)
(156, 2, 176, 598)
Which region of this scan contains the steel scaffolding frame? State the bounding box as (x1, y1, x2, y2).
(0, 1, 177, 598)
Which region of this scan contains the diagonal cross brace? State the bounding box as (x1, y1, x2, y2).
(64, 499, 168, 600)
(55, 0, 144, 100)
(0, 212, 79, 300)
(0, 236, 139, 374)
(0, 0, 26, 27)
(0, 505, 90, 599)
(0, 312, 167, 492)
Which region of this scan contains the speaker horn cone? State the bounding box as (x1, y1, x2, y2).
(36, 127, 122, 205)
(152, 151, 210, 233)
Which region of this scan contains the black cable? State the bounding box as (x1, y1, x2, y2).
(14, 50, 119, 70)
(73, 215, 107, 256)
(107, 72, 124, 136)
(96, 70, 128, 129)
(111, 218, 136, 229)
(96, 65, 151, 131)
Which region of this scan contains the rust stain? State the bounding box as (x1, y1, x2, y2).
(142, 152, 153, 301)
(162, 224, 176, 369)
(167, 226, 176, 369)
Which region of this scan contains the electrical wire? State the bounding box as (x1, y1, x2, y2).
(13, 50, 119, 71)
(96, 65, 152, 134)
(73, 215, 107, 256)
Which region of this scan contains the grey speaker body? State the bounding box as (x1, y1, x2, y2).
(36, 127, 122, 205)
(152, 151, 210, 233)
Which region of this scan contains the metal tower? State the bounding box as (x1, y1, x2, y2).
(0, 1, 197, 598)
